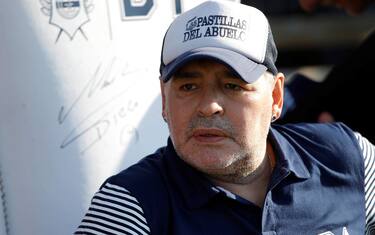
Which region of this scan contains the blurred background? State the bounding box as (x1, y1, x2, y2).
(243, 0, 375, 80)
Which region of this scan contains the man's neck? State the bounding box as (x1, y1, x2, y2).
(210, 144, 275, 207)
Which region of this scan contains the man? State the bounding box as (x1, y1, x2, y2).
(280, 0, 375, 143)
(75, 1, 375, 234)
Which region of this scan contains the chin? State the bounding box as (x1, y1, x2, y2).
(180, 147, 244, 171)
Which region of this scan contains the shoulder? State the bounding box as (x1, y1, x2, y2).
(102, 147, 171, 233)
(273, 122, 364, 173)
(274, 122, 359, 147)
(105, 146, 170, 207)
(108, 147, 167, 189)
(74, 181, 151, 235)
(75, 147, 172, 235)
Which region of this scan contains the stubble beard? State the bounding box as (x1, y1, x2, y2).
(170, 116, 267, 184)
(199, 143, 266, 185)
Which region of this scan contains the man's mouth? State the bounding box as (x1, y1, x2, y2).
(192, 129, 228, 143)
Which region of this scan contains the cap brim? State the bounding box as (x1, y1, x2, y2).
(160, 47, 267, 83)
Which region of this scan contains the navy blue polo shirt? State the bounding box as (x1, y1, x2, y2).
(76, 122, 367, 235)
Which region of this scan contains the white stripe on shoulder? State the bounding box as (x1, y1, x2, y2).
(354, 132, 375, 234)
(101, 187, 139, 204)
(105, 182, 130, 193)
(82, 215, 147, 235)
(87, 208, 150, 232)
(91, 198, 146, 224)
(95, 192, 144, 213)
(77, 221, 129, 234)
(75, 183, 150, 234)
(75, 227, 102, 234)
(89, 203, 148, 228)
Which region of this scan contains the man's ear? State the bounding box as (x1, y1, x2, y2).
(272, 72, 284, 120)
(160, 79, 167, 122)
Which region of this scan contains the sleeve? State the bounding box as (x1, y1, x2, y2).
(354, 133, 375, 235)
(74, 182, 151, 235)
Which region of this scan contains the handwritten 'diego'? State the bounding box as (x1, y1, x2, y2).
(58, 57, 145, 154)
(60, 100, 139, 154)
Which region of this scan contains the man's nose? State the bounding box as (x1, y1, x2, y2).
(197, 89, 224, 117)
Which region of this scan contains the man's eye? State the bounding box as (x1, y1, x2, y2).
(180, 84, 197, 91)
(225, 83, 242, 91)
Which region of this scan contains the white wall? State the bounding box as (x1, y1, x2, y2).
(0, 0, 237, 234)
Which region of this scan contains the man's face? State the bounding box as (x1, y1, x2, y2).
(160, 59, 283, 182)
(299, 0, 372, 14)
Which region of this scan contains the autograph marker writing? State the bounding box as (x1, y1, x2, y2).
(58, 57, 146, 153)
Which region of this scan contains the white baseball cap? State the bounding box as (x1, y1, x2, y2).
(159, 0, 278, 83)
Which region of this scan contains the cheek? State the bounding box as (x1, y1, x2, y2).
(230, 100, 272, 136)
(165, 103, 192, 139)
(232, 109, 268, 130)
(240, 93, 273, 118)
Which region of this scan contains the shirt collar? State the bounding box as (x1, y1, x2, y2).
(269, 126, 311, 179)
